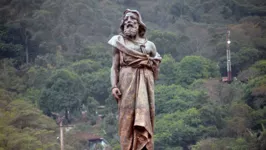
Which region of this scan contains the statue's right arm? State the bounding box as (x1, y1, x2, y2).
(111, 47, 121, 101)
(111, 47, 120, 88)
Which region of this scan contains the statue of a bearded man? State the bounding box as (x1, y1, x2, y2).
(108, 9, 161, 150)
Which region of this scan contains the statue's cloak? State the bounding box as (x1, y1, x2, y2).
(108, 35, 161, 150)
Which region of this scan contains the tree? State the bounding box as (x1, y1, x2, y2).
(148, 30, 189, 60)
(0, 90, 59, 150)
(70, 59, 101, 75)
(39, 69, 85, 120)
(0, 25, 24, 61)
(155, 108, 214, 149)
(245, 75, 266, 109)
(177, 56, 220, 86)
(0, 59, 26, 93)
(158, 54, 178, 84)
(252, 60, 266, 75)
(81, 68, 110, 104)
(155, 84, 208, 114)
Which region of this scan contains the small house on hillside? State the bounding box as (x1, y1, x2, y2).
(74, 132, 112, 150)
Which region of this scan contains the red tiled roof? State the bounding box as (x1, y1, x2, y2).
(222, 77, 228, 82)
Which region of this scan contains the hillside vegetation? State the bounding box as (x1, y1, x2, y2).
(0, 0, 266, 149)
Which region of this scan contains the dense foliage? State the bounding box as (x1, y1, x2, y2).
(0, 0, 266, 149)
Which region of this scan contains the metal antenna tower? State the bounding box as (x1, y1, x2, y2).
(226, 29, 232, 82)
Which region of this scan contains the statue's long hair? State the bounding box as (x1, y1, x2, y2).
(120, 9, 147, 38)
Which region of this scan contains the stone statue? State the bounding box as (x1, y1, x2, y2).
(108, 9, 161, 150)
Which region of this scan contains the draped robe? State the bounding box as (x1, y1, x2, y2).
(108, 35, 161, 150)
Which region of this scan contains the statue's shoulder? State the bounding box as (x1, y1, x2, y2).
(146, 40, 156, 51)
(108, 35, 124, 47)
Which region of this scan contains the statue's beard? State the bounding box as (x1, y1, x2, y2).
(123, 24, 138, 39)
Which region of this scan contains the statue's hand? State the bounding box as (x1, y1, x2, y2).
(112, 87, 121, 102)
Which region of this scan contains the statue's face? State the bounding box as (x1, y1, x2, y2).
(123, 12, 139, 38)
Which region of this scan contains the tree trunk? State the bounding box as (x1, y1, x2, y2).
(25, 34, 29, 64)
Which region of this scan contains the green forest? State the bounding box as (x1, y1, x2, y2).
(0, 0, 266, 149)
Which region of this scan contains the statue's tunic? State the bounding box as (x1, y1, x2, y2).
(108, 35, 161, 150)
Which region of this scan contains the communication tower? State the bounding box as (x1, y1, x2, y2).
(222, 29, 232, 82)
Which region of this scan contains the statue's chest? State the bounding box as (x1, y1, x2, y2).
(125, 42, 153, 55)
(126, 43, 141, 52)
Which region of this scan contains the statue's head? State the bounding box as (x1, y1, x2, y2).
(120, 9, 146, 38)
